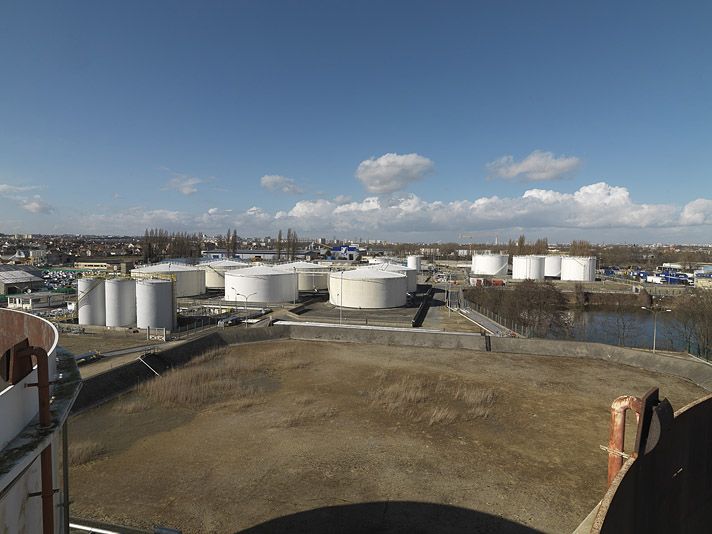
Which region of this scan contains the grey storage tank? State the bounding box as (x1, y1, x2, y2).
(78, 277, 106, 326)
(136, 279, 175, 330)
(105, 278, 137, 327)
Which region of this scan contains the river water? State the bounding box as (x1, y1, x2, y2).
(545, 309, 693, 353)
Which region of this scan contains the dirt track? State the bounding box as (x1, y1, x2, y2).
(69, 340, 706, 533)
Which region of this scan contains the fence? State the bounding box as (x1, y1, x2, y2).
(461, 298, 532, 337)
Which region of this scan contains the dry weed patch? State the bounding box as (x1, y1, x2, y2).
(370, 370, 497, 426)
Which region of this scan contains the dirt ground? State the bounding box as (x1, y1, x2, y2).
(68, 340, 706, 533)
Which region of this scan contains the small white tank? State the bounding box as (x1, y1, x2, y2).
(407, 255, 422, 271)
(329, 269, 407, 308)
(561, 257, 597, 282)
(544, 256, 563, 278)
(198, 260, 251, 289)
(471, 254, 509, 277)
(368, 263, 418, 292)
(276, 262, 331, 291)
(105, 279, 137, 327)
(512, 256, 545, 281)
(136, 279, 175, 330)
(78, 278, 106, 326)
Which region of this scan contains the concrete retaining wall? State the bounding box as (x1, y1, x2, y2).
(73, 322, 712, 414)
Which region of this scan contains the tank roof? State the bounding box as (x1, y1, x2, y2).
(335, 269, 406, 280)
(225, 265, 291, 276)
(133, 262, 200, 273)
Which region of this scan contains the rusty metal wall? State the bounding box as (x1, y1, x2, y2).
(592, 392, 712, 533)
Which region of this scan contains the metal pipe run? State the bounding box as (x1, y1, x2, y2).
(607, 395, 642, 486)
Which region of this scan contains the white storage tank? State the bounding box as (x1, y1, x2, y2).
(544, 255, 563, 278)
(198, 259, 251, 289)
(512, 255, 545, 281)
(131, 262, 206, 297)
(407, 255, 422, 272)
(105, 278, 137, 327)
(471, 254, 509, 277)
(561, 256, 597, 282)
(368, 263, 418, 292)
(225, 265, 297, 303)
(136, 279, 175, 330)
(78, 277, 106, 326)
(276, 261, 331, 292)
(329, 269, 407, 309)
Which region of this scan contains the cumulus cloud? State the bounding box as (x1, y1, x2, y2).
(487, 150, 581, 182)
(67, 182, 712, 241)
(21, 197, 53, 214)
(679, 199, 712, 226)
(260, 174, 303, 194)
(232, 182, 682, 236)
(356, 153, 434, 194)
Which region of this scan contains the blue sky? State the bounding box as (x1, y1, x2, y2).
(1, 1, 711, 243)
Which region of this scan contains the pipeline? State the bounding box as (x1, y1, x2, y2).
(606, 395, 642, 486)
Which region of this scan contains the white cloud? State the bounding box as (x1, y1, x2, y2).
(51, 182, 712, 242)
(679, 199, 712, 226)
(260, 174, 303, 194)
(487, 150, 581, 182)
(166, 174, 204, 195)
(355, 153, 434, 194)
(0, 184, 37, 195)
(21, 197, 53, 214)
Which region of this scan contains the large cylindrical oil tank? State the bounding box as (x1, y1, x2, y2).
(105, 278, 136, 327)
(136, 279, 175, 330)
(225, 266, 297, 303)
(561, 256, 597, 282)
(276, 262, 331, 291)
(544, 255, 563, 278)
(329, 269, 407, 308)
(198, 260, 251, 289)
(78, 277, 106, 326)
(131, 263, 206, 297)
(471, 254, 509, 277)
(512, 255, 545, 281)
(367, 263, 417, 292)
(407, 255, 422, 272)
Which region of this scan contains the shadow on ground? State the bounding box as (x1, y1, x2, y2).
(237, 501, 543, 534)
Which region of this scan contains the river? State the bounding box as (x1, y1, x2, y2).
(546, 309, 696, 353)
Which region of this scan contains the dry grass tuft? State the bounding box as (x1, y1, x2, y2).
(69, 441, 105, 466)
(276, 405, 338, 427)
(428, 406, 458, 426)
(370, 371, 498, 426)
(116, 397, 150, 414)
(136, 347, 275, 409)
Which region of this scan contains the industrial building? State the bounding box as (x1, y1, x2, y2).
(0, 265, 44, 294)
